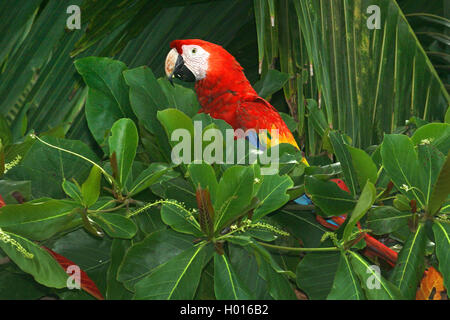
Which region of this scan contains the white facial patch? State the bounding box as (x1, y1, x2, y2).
(181, 45, 210, 80)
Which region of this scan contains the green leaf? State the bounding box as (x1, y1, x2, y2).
(329, 131, 358, 195)
(74, 57, 134, 150)
(367, 206, 411, 235)
(90, 213, 137, 239)
(108, 118, 138, 189)
(327, 252, 365, 300)
(428, 150, 450, 215)
(128, 163, 177, 196)
(157, 108, 194, 165)
(296, 251, 341, 299)
(411, 123, 450, 154)
(161, 201, 203, 237)
(381, 134, 424, 205)
(250, 243, 297, 300)
(62, 179, 83, 203)
(343, 181, 377, 242)
(349, 251, 404, 300)
(50, 228, 112, 297)
(0, 199, 81, 241)
(0, 180, 31, 205)
(228, 244, 272, 300)
(123, 66, 171, 157)
(123, 67, 169, 134)
(214, 252, 252, 300)
(0, 230, 68, 288)
(305, 176, 356, 217)
(271, 210, 328, 248)
(417, 144, 446, 206)
(5, 136, 99, 199)
(214, 166, 255, 231)
(187, 163, 219, 204)
(117, 229, 195, 291)
(81, 165, 102, 207)
(106, 239, 133, 300)
(0, 267, 49, 299)
(252, 174, 294, 221)
(432, 221, 450, 291)
(346, 145, 378, 188)
(253, 69, 289, 99)
(306, 99, 328, 137)
(389, 223, 427, 299)
(157, 78, 200, 118)
(133, 244, 209, 300)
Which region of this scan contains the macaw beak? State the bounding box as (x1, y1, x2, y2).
(165, 48, 196, 85)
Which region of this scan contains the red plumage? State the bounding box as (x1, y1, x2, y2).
(170, 39, 299, 148)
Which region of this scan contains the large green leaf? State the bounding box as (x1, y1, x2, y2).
(305, 175, 356, 217)
(250, 242, 297, 300)
(123, 66, 172, 157)
(49, 228, 113, 297)
(0, 180, 32, 204)
(214, 252, 252, 300)
(343, 181, 377, 242)
(214, 166, 255, 231)
(5, 136, 99, 199)
(349, 251, 404, 300)
(380, 134, 424, 205)
(367, 206, 411, 235)
(108, 118, 138, 189)
(128, 163, 178, 196)
(346, 145, 378, 189)
(428, 150, 450, 215)
(0, 230, 68, 288)
(117, 229, 195, 291)
(329, 131, 358, 195)
(74, 57, 134, 150)
(228, 244, 272, 300)
(327, 252, 365, 300)
(432, 221, 450, 291)
(295, 0, 449, 148)
(123, 66, 169, 134)
(252, 174, 293, 220)
(389, 223, 427, 299)
(81, 166, 102, 208)
(296, 250, 341, 299)
(90, 213, 137, 239)
(0, 199, 81, 241)
(270, 210, 327, 248)
(133, 244, 209, 300)
(411, 123, 450, 155)
(160, 202, 203, 237)
(187, 163, 219, 204)
(106, 239, 133, 300)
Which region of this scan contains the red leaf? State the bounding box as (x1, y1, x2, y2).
(42, 246, 104, 300)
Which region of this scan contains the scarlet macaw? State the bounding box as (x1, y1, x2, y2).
(165, 39, 309, 163)
(164, 39, 396, 266)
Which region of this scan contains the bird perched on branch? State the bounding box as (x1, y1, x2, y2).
(165, 39, 309, 164)
(164, 39, 399, 268)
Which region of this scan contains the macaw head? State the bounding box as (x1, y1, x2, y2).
(165, 39, 243, 84)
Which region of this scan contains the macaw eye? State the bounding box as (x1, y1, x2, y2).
(192, 48, 197, 54)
